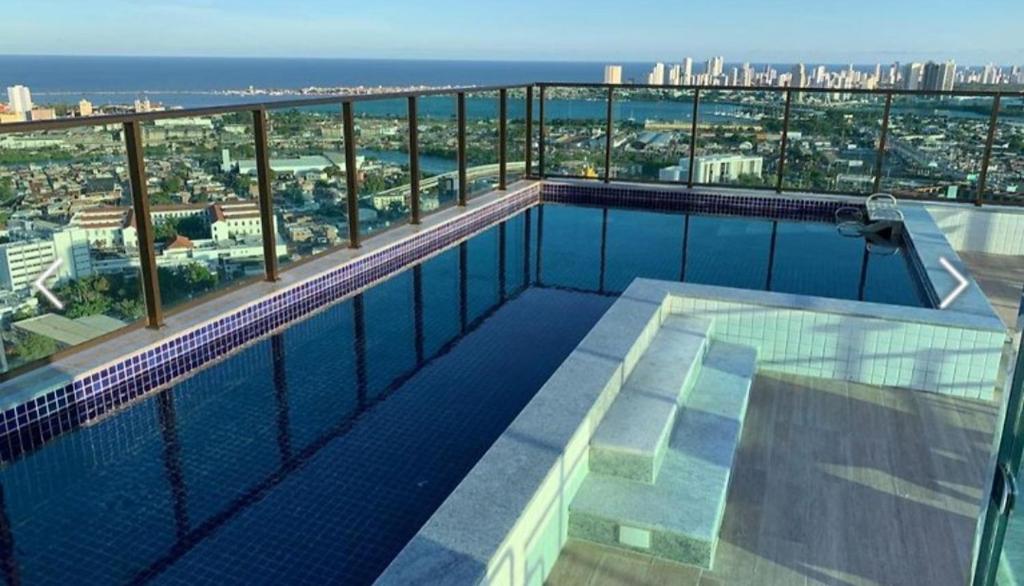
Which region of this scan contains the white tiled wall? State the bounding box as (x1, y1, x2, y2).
(927, 205, 1024, 256)
(670, 295, 1004, 400)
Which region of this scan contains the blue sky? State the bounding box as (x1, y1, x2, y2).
(2, 0, 1022, 65)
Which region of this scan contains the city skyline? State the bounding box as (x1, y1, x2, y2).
(1, 0, 1022, 64)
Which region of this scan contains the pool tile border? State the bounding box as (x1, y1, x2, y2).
(541, 180, 857, 223)
(0, 184, 541, 461)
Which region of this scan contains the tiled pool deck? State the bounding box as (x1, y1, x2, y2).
(546, 371, 1001, 586)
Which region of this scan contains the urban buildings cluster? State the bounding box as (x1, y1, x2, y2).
(604, 58, 1024, 91)
(0, 87, 517, 369)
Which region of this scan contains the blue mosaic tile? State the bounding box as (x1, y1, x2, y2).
(0, 185, 541, 462)
(541, 182, 857, 223)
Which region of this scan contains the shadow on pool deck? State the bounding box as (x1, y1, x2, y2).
(547, 372, 999, 586)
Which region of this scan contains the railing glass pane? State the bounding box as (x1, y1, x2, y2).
(610, 88, 696, 182)
(693, 89, 784, 188)
(265, 105, 347, 264)
(529, 89, 541, 177)
(880, 94, 994, 202)
(0, 127, 144, 372)
(416, 94, 459, 214)
(354, 98, 411, 234)
(986, 96, 1024, 204)
(507, 88, 530, 184)
(464, 91, 500, 199)
(542, 87, 607, 179)
(783, 91, 887, 194)
(140, 113, 264, 312)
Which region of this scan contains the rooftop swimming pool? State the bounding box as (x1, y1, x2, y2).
(0, 202, 929, 584)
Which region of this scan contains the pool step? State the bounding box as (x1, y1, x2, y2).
(568, 341, 757, 569)
(588, 316, 712, 483)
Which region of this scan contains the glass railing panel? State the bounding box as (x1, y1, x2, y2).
(0, 125, 144, 372)
(542, 86, 608, 179)
(783, 91, 888, 194)
(464, 91, 500, 199)
(880, 94, 995, 202)
(416, 94, 459, 214)
(266, 105, 347, 264)
(354, 98, 411, 235)
(985, 96, 1024, 204)
(693, 89, 785, 188)
(506, 88, 530, 184)
(141, 113, 264, 313)
(610, 87, 696, 182)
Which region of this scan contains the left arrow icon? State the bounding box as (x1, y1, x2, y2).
(32, 258, 64, 310)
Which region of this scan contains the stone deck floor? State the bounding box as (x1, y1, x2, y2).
(546, 250, 1022, 586)
(960, 251, 1024, 331)
(547, 372, 1000, 586)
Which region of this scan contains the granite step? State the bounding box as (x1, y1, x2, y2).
(588, 315, 712, 483)
(569, 341, 758, 569)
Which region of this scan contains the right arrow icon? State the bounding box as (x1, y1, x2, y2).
(938, 256, 968, 309)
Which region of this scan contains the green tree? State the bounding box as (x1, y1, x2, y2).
(154, 221, 178, 242)
(11, 333, 59, 363)
(175, 215, 209, 240)
(0, 177, 13, 203)
(361, 173, 387, 194)
(158, 263, 218, 307)
(52, 275, 112, 318)
(112, 298, 144, 322)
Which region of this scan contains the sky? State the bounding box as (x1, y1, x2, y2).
(2, 0, 1022, 65)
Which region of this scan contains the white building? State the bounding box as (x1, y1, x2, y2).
(668, 65, 682, 86)
(791, 63, 807, 88)
(902, 63, 924, 90)
(647, 63, 666, 86)
(6, 85, 32, 114)
(0, 240, 55, 292)
(603, 65, 623, 85)
(660, 154, 764, 184)
(682, 58, 693, 85)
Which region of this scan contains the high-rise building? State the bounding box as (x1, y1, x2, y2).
(603, 65, 623, 85)
(78, 99, 94, 117)
(741, 63, 754, 87)
(6, 85, 32, 114)
(706, 56, 724, 79)
(982, 63, 999, 85)
(922, 60, 956, 92)
(647, 62, 666, 85)
(790, 63, 807, 88)
(682, 57, 693, 85)
(813, 65, 827, 87)
(902, 63, 924, 90)
(668, 64, 682, 86)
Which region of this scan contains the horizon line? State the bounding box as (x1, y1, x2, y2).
(0, 53, 1015, 68)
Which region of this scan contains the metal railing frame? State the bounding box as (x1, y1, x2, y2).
(533, 81, 1020, 201)
(0, 80, 1020, 380)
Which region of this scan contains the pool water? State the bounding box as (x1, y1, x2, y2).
(0, 204, 929, 585)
